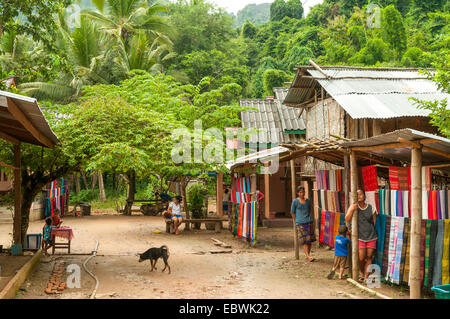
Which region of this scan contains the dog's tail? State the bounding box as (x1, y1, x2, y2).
(161, 245, 169, 257)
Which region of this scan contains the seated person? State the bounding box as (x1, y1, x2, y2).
(42, 217, 56, 256)
(52, 209, 63, 228)
(167, 196, 183, 235)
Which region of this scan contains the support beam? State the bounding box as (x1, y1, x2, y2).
(352, 142, 410, 152)
(290, 160, 299, 260)
(350, 150, 359, 281)
(13, 143, 21, 245)
(410, 147, 422, 299)
(216, 171, 223, 217)
(0, 131, 19, 145)
(398, 137, 450, 159)
(7, 98, 54, 148)
(264, 162, 270, 219)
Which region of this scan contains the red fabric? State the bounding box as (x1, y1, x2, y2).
(428, 191, 433, 219)
(375, 191, 380, 213)
(358, 239, 377, 249)
(389, 167, 399, 190)
(320, 209, 325, 243)
(407, 167, 412, 191)
(51, 216, 61, 226)
(329, 212, 335, 248)
(398, 167, 409, 191)
(362, 165, 378, 191)
(432, 190, 437, 220)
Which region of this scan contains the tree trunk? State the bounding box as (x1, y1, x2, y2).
(181, 176, 189, 230)
(20, 187, 40, 245)
(75, 174, 81, 193)
(98, 170, 106, 202)
(124, 171, 135, 215)
(81, 171, 89, 190)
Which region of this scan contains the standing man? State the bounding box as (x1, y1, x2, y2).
(291, 186, 316, 262)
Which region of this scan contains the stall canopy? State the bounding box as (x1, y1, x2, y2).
(0, 90, 59, 245)
(341, 129, 450, 167)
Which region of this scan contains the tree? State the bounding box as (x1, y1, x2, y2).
(241, 21, 258, 39)
(381, 5, 407, 59)
(235, 3, 270, 27)
(412, 50, 450, 137)
(263, 69, 290, 97)
(270, 0, 303, 22)
(0, 0, 72, 49)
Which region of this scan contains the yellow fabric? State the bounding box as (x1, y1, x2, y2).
(442, 219, 450, 285)
(334, 212, 340, 241)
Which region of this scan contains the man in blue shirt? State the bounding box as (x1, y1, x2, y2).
(327, 225, 350, 280)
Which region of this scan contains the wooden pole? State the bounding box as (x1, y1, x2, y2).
(13, 143, 21, 245)
(290, 160, 299, 260)
(216, 172, 223, 217)
(350, 150, 359, 280)
(410, 146, 422, 299)
(264, 162, 270, 219)
(343, 152, 351, 274)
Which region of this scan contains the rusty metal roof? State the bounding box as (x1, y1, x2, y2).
(0, 90, 59, 148)
(240, 89, 305, 145)
(284, 65, 449, 119)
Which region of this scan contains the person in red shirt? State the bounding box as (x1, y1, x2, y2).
(52, 209, 63, 228)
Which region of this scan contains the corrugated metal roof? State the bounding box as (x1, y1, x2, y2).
(341, 128, 450, 165)
(0, 90, 59, 147)
(273, 87, 306, 132)
(284, 65, 449, 119)
(240, 97, 305, 144)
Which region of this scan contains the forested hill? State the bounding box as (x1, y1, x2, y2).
(235, 3, 271, 27)
(1, 0, 448, 104)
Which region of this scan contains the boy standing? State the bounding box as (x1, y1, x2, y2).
(327, 225, 350, 280)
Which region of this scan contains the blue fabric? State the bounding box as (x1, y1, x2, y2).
(290, 198, 312, 225)
(334, 235, 350, 257)
(375, 213, 387, 268)
(43, 225, 55, 241)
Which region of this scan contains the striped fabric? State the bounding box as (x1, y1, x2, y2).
(402, 218, 411, 285)
(432, 220, 444, 287)
(420, 220, 426, 286)
(382, 216, 392, 276)
(424, 220, 431, 286)
(393, 217, 405, 284)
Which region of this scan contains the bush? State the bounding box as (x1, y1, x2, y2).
(186, 183, 208, 219)
(69, 189, 96, 204)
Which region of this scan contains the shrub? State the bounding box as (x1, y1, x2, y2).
(186, 183, 208, 219)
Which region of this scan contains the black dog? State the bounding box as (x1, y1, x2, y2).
(138, 246, 171, 274)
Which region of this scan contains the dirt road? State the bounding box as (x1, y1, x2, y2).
(0, 214, 408, 299)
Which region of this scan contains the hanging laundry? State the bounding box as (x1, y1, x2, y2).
(432, 220, 445, 287)
(402, 218, 411, 285)
(382, 215, 391, 276)
(375, 214, 386, 269)
(398, 167, 409, 191)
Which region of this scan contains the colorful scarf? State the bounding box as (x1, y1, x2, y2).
(362, 165, 378, 191)
(375, 214, 387, 269)
(382, 216, 392, 276)
(402, 218, 411, 285)
(420, 220, 427, 286)
(398, 167, 409, 191)
(432, 220, 444, 287)
(393, 217, 405, 284)
(442, 220, 450, 285)
(389, 167, 399, 190)
(424, 220, 431, 286)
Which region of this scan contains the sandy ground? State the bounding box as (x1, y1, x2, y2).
(0, 214, 409, 299)
(0, 255, 32, 291)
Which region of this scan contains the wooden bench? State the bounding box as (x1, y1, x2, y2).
(165, 218, 228, 233)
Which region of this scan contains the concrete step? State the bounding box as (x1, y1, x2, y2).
(262, 218, 293, 228)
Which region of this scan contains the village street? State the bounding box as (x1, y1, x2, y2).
(0, 213, 407, 299)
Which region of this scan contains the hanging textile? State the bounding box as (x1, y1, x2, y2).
(398, 167, 409, 191)
(432, 220, 445, 287)
(402, 191, 409, 218)
(392, 217, 405, 285)
(420, 220, 427, 286)
(424, 220, 432, 286)
(386, 216, 399, 281)
(324, 211, 330, 246)
(389, 167, 399, 190)
(442, 220, 450, 285)
(382, 215, 392, 276)
(375, 214, 387, 269)
(366, 191, 377, 212)
(402, 218, 411, 285)
(426, 221, 438, 288)
(422, 191, 428, 220)
(362, 165, 378, 191)
(320, 209, 326, 244)
(329, 212, 335, 248)
(44, 179, 68, 217)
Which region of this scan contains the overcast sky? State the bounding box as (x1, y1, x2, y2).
(210, 0, 324, 15)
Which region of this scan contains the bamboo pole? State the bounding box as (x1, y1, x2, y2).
(290, 160, 299, 260)
(13, 143, 21, 245)
(264, 162, 270, 219)
(350, 150, 359, 280)
(410, 147, 422, 299)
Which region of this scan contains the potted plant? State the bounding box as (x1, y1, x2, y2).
(187, 183, 207, 229)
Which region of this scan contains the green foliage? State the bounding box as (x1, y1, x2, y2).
(70, 189, 96, 204)
(241, 21, 258, 39)
(412, 50, 450, 137)
(186, 183, 207, 218)
(235, 3, 270, 27)
(350, 38, 392, 65)
(401, 47, 432, 67)
(262, 69, 289, 97)
(270, 0, 304, 22)
(381, 5, 407, 59)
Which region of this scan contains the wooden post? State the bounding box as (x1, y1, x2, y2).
(350, 150, 359, 280)
(216, 172, 223, 217)
(372, 119, 382, 136)
(13, 143, 21, 245)
(290, 160, 299, 260)
(264, 162, 270, 219)
(410, 147, 422, 299)
(343, 152, 351, 274)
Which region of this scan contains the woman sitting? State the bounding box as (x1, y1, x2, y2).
(167, 196, 183, 235)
